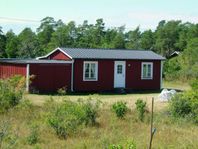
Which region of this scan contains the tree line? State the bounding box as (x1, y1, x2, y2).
(0, 17, 197, 81)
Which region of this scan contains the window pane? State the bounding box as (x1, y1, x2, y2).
(147, 64, 151, 77)
(85, 63, 89, 78)
(143, 64, 147, 77)
(90, 63, 96, 78)
(117, 65, 122, 74)
(84, 62, 97, 80)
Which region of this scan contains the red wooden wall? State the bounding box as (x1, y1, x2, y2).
(30, 64, 71, 93)
(74, 60, 114, 91)
(73, 59, 161, 91)
(43, 50, 71, 61)
(126, 60, 161, 90)
(0, 63, 26, 79)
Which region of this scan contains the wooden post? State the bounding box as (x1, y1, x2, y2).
(148, 97, 155, 149)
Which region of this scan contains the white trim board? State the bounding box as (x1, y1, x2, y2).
(83, 61, 98, 81)
(141, 62, 153, 80)
(114, 61, 126, 88)
(160, 61, 164, 89)
(26, 64, 30, 92)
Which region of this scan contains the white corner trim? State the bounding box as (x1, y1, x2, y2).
(71, 60, 74, 92)
(36, 47, 73, 60)
(141, 62, 153, 80)
(83, 61, 98, 81)
(26, 64, 30, 92)
(160, 61, 164, 89)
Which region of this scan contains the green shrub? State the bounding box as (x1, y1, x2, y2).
(57, 86, 67, 95)
(47, 99, 100, 139)
(109, 144, 123, 149)
(126, 140, 136, 149)
(27, 124, 39, 145)
(109, 140, 136, 149)
(170, 93, 192, 117)
(0, 121, 9, 148)
(135, 99, 146, 121)
(16, 99, 33, 111)
(47, 101, 85, 139)
(0, 76, 25, 113)
(112, 101, 128, 118)
(79, 98, 100, 126)
(169, 90, 198, 123)
(190, 79, 198, 91)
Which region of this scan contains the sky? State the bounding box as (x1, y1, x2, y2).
(0, 0, 198, 34)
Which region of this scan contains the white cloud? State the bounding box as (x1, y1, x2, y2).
(103, 11, 198, 31)
(127, 11, 198, 23)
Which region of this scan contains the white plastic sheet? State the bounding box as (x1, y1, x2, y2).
(159, 89, 177, 102)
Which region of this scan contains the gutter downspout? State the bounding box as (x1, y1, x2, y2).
(26, 64, 30, 92)
(71, 60, 74, 92)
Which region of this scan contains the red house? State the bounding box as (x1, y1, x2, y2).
(0, 47, 165, 93)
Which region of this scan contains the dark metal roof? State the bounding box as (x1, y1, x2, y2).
(60, 48, 165, 60)
(0, 59, 72, 64)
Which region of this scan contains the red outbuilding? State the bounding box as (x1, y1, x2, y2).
(0, 47, 165, 93)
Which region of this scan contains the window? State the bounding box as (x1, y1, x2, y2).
(83, 61, 98, 81)
(117, 65, 122, 74)
(141, 62, 153, 79)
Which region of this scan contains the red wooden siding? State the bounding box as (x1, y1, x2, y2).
(126, 60, 161, 90)
(45, 50, 71, 60)
(73, 59, 161, 91)
(30, 64, 71, 92)
(0, 63, 26, 79)
(73, 60, 114, 91)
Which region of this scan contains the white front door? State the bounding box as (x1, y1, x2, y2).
(114, 61, 126, 88)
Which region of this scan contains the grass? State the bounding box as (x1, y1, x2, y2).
(1, 81, 197, 149)
(163, 80, 191, 91)
(0, 98, 198, 149)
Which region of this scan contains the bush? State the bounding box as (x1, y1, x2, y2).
(109, 144, 123, 149)
(109, 140, 136, 149)
(57, 86, 67, 95)
(0, 76, 25, 113)
(0, 121, 9, 148)
(112, 101, 128, 118)
(135, 99, 146, 121)
(190, 79, 198, 91)
(47, 99, 100, 139)
(47, 101, 85, 139)
(27, 124, 39, 145)
(169, 90, 198, 123)
(79, 98, 100, 126)
(170, 93, 192, 117)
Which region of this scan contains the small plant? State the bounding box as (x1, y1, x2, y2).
(57, 86, 67, 95)
(0, 75, 25, 113)
(169, 90, 198, 123)
(135, 99, 146, 121)
(190, 78, 198, 91)
(109, 140, 136, 149)
(27, 124, 39, 145)
(47, 100, 86, 139)
(126, 140, 136, 149)
(112, 101, 128, 118)
(0, 121, 9, 148)
(80, 98, 101, 126)
(47, 99, 100, 139)
(109, 144, 123, 149)
(170, 93, 191, 117)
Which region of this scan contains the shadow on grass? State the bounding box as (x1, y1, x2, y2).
(29, 89, 162, 96)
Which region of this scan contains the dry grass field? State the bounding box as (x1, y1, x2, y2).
(1, 81, 197, 149)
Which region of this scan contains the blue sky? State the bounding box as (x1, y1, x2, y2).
(0, 0, 198, 34)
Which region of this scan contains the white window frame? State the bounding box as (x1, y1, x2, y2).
(83, 61, 98, 81)
(141, 62, 153, 80)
